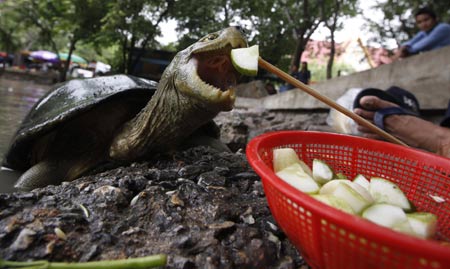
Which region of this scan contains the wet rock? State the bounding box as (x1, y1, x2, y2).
(9, 228, 36, 251)
(0, 146, 305, 268)
(197, 171, 226, 188)
(216, 108, 329, 152)
(171, 255, 196, 269)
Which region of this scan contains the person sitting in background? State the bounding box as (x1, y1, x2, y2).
(392, 6, 450, 60)
(353, 87, 450, 158)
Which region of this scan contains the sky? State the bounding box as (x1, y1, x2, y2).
(156, 2, 395, 49)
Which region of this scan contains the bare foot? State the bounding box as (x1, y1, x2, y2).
(354, 96, 450, 158)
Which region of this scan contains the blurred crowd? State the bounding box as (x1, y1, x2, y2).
(0, 50, 111, 79)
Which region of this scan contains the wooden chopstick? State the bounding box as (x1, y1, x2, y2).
(258, 57, 408, 147)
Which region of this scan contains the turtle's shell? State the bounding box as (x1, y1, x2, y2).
(3, 75, 157, 170)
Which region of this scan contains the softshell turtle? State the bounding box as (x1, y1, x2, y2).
(2, 26, 247, 190)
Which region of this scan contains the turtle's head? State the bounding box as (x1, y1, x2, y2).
(162, 26, 248, 112)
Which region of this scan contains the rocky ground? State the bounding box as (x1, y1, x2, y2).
(0, 107, 329, 268)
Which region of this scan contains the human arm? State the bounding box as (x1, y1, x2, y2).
(405, 23, 450, 54)
(354, 96, 450, 158)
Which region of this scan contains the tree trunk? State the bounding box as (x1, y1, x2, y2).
(59, 40, 77, 82)
(326, 31, 335, 79)
(126, 35, 136, 74)
(291, 37, 307, 71)
(120, 37, 128, 73)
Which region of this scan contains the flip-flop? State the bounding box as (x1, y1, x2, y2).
(374, 107, 419, 130)
(385, 86, 420, 114)
(353, 86, 420, 114)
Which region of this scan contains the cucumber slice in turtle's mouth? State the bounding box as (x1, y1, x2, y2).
(194, 45, 241, 92)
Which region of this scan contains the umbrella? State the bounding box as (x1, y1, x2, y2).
(58, 52, 87, 64)
(30, 50, 59, 63)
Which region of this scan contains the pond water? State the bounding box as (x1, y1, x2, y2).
(0, 77, 51, 193)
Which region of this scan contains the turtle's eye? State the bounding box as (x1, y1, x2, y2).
(199, 33, 219, 42)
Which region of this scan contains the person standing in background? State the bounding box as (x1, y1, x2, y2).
(295, 61, 311, 85)
(279, 61, 312, 92)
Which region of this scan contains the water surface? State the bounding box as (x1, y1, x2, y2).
(0, 77, 51, 192)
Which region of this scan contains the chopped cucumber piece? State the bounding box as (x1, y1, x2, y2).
(331, 182, 373, 214)
(276, 163, 320, 194)
(312, 159, 335, 184)
(320, 180, 374, 205)
(362, 203, 414, 235)
(319, 179, 352, 195)
(273, 148, 299, 173)
(406, 212, 438, 239)
(312, 194, 355, 214)
(272, 148, 312, 176)
(353, 174, 370, 190)
(369, 177, 411, 211)
(298, 160, 313, 177)
(230, 45, 259, 76)
(335, 173, 348, 179)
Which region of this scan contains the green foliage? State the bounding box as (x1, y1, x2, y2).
(0, 2, 26, 52)
(100, 0, 174, 72)
(171, 0, 242, 50)
(4, 0, 447, 82)
(308, 61, 355, 83)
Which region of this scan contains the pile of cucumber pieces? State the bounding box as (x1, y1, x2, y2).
(273, 148, 438, 239)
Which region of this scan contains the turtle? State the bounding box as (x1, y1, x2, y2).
(2, 26, 248, 191)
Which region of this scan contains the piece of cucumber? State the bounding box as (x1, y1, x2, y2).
(272, 148, 312, 176)
(311, 194, 355, 214)
(335, 173, 348, 179)
(273, 148, 299, 172)
(230, 45, 259, 76)
(362, 203, 414, 235)
(319, 179, 352, 194)
(369, 177, 412, 211)
(312, 159, 335, 184)
(352, 174, 370, 190)
(275, 163, 320, 194)
(320, 179, 374, 205)
(331, 182, 373, 214)
(406, 212, 438, 239)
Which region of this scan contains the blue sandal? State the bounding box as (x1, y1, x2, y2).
(374, 107, 419, 130)
(353, 86, 421, 115)
(353, 86, 421, 130)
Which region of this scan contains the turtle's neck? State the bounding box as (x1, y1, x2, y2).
(109, 79, 218, 161)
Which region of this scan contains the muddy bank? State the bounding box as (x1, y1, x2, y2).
(0, 105, 330, 268)
(0, 145, 310, 268)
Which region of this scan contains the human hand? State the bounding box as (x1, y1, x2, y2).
(353, 96, 398, 139)
(391, 46, 409, 61)
(354, 96, 450, 156)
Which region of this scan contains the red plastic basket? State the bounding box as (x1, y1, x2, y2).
(246, 131, 450, 269)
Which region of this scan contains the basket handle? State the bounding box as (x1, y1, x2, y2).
(258, 57, 408, 147)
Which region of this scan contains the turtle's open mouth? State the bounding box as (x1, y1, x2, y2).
(193, 45, 241, 92)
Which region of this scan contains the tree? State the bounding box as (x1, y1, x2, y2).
(239, 0, 326, 72)
(0, 2, 25, 53)
(172, 0, 329, 74)
(321, 0, 358, 79)
(171, 0, 242, 50)
(100, 0, 174, 74)
(8, 0, 108, 81)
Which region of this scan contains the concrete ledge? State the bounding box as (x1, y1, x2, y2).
(237, 46, 450, 110)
